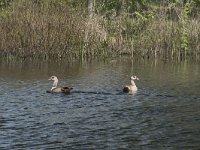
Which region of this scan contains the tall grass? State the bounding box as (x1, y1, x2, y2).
(0, 0, 86, 59)
(0, 0, 199, 61)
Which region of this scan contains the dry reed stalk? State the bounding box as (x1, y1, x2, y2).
(0, 0, 199, 61)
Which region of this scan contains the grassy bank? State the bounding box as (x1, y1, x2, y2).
(0, 0, 199, 61)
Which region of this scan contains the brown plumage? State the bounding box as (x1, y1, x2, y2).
(47, 76, 73, 94)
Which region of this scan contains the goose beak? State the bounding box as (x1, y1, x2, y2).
(48, 78, 52, 80)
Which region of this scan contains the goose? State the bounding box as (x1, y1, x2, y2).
(123, 76, 139, 93)
(47, 76, 73, 94)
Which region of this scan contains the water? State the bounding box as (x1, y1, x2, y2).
(0, 58, 200, 149)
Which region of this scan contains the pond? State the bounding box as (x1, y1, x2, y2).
(0, 58, 200, 149)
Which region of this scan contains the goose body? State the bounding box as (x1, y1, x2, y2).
(123, 76, 139, 93)
(47, 76, 73, 94)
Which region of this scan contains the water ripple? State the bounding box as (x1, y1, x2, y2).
(1, 60, 200, 149)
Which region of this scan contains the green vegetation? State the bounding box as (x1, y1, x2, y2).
(0, 0, 199, 60)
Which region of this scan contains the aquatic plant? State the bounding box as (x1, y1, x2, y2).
(0, 0, 199, 61)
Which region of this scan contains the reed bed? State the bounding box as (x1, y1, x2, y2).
(0, 0, 199, 61)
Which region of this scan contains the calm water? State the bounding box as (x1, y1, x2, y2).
(0, 58, 200, 149)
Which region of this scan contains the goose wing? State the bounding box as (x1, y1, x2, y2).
(123, 86, 130, 92)
(61, 86, 73, 93)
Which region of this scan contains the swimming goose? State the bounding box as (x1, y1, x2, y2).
(123, 76, 139, 93)
(47, 76, 73, 94)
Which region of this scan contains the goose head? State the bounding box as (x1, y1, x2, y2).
(49, 76, 58, 81)
(131, 76, 139, 81)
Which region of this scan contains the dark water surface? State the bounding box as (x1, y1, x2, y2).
(0, 58, 200, 149)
